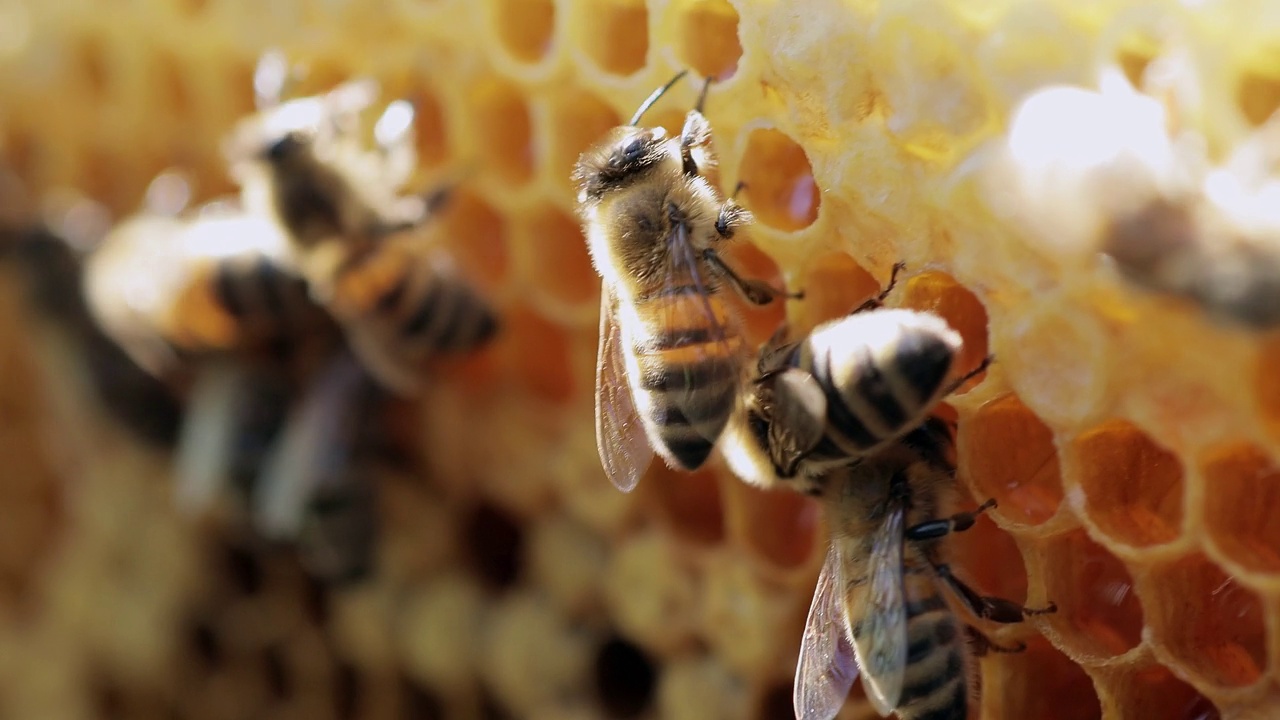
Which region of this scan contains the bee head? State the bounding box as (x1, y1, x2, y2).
(262, 130, 309, 163)
(572, 126, 670, 203)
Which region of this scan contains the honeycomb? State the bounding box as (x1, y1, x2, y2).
(1, 0, 1279, 719)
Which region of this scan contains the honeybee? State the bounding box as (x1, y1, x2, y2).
(794, 419, 1056, 720)
(721, 266, 986, 493)
(575, 70, 797, 492)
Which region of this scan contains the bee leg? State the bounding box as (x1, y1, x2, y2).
(964, 626, 1027, 657)
(904, 498, 997, 541)
(680, 105, 713, 177)
(932, 563, 1058, 624)
(702, 249, 803, 304)
(941, 354, 995, 396)
(730, 180, 748, 201)
(714, 200, 750, 239)
(851, 262, 907, 314)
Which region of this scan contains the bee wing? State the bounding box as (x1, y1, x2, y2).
(173, 361, 252, 516)
(852, 498, 909, 715)
(794, 543, 860, 720)
(768, 367, 828, 475)
(253, 350, 371, 540)
(595, 287, 653, 492)
(659, 219, 743, 446)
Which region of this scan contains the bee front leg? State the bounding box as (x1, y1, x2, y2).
(680, 105, 713, 177)
(852, 261, 907, 314)
(904, 498, 997, 541)
(702, 248, 803, 305)
(941, 355, 995, 396)
(932, 562, 1058, 624)
(964, 626, 1027, 657)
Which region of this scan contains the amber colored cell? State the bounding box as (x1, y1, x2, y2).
(77, 35, 110, 99)
(493, 0, 556, 64)
(468, 78, 535, 184)
(1144, 554, 1268, 689)
(552, 90, 622, 195)
(793, 252, 882, 331)
(738, 129, 820, 231)
(497, 306, 575, 405)
(1040, 530, 1145, 659)
(724, 480, 821, 572)
(944, 510, 1030, 609)
(1237, 59, 1280, 127)
(1070, 420, 1184, 548)
(433, 189, 510, 292)
(1253, 333, 1280, 445)
(408, 87, 448, 168)
(580, 0, 649, 76)
(897, 271, 990, 392)
(645, 466, 725, 547)
(673, 0, 743, 81)
(525, 207, 598, 308)
(982, 636, 1101, 720)
(962, 394, 1063, 525)
(718, 240, 788, 346)
(155, 52, 190, 117)
(1104, 665, 1220, 720)
(1201, 442, 1280, 574)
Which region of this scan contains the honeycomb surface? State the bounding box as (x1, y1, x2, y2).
(1, 1, 1279, 719)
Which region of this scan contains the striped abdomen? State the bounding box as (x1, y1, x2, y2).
(629, 286, 744, 470)
(894, 568, 970, 720)
(798, 309, 961, 462)
(176, 254, 323, 355)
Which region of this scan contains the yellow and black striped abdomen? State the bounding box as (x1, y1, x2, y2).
(629, 286, 744, 471)
(800, 309, 961, 460)
(895, 568, 970, 720)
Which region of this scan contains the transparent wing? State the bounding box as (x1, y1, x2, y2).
(658, 220, 742, 447)
(253, 350, 369, 540)
(595, 288, 653, 492)
(794, 544, 860, 720)
(851, 499, 909, 715)
(173, 361, 250, 516)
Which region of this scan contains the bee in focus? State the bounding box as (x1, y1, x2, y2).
(982, 62, 1280, 329)
(721, 265, 987, 494)
(794, 420, 1056, 720)
(574, 70, 799, 492)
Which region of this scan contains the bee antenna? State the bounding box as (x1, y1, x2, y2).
(629, 70, 690, 126)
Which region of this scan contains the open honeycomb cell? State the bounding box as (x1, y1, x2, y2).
(466, 77, 536, 185)
(737, 128, 820, 232)
(979, 636, 1102, 720)
(576, 0, 649, 77)
(1142, 553, 1268, 690)
(1100, 664, 1220, 720)
(1200, 442, 1280, 576)
(520, 205, 597, 312)
(1068, 420, 1184, 550)
(1039, 529, 1145, 660)
(664, 0, 743, 81)
(896, 270, 991, 390)
(546, 89, 620, 195)
(721, 479, 820, 575)
(489, 0, 556, 66)
(644, 466, 725, 547)
(961, 393, 1064, 526)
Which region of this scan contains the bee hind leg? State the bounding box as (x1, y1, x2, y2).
(852, 261, 907, 314)
(932, 562, 1058, 624)
(964, 626, 1027, 657)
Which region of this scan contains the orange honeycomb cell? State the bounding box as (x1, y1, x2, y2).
(1102, 664, 1220, 720)
(408, 86, 449, 168)
(523, 206, 598, 309)
(723, 479, 821, 573)
(1201, 442, 1280, 575)
(980, 636, 1101, 720)
(1143, 554, 1268, 690)
(644, 466, 725, 547)
(579, 0, 649, 76)
(718, 239, 788, 346)
(496, 306, 575, 405)
(945, 509, 1030, 609)
(670, 0, 743, 81)
(737, 129, 820, 232)
(896, 271, 990, 391)
(1039, 530, 1145, 660)
(492, 0, 556, 64)
(467, 77, 535, 184)
(791, 252, 882, 333)
(1236, 58, 1280, 127)
(549, 90, 621, 196)
(962, 394, 1063, 526)
(1252, 333, 1280, 445)
(433, 188, 510, 293)
(76, 35, 110, 100)
(1069, 420, 1184, 548)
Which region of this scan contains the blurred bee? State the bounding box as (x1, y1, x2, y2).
(574, 70, 798, 492)
(721, 266, 986, 493)
(224, 50, 433, 290)
(793, 419, 1056, 720)
(982, 63, 1280, 329)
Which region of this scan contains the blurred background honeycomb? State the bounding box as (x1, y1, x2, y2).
(0, 0, 1278, 718)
